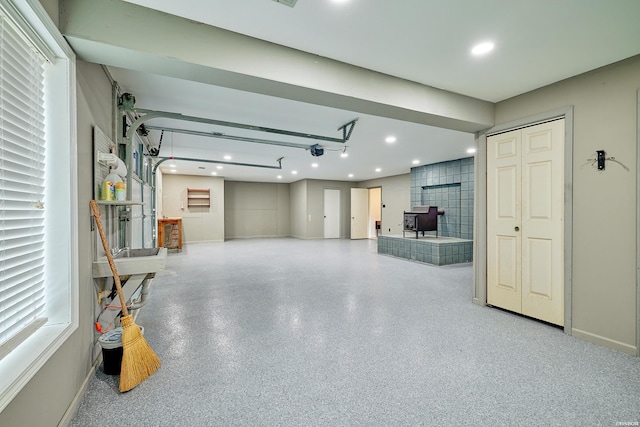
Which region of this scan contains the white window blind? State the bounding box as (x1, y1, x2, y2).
(0, 11, 47, 353)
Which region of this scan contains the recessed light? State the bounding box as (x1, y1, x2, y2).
(412, 160, 420, 165)
(216, 165, 223, 170)
(311, 163, 318, 168)
(292, 170, 298, 175)
(340, 152, 348, 158)
(211, 172, 217, 175)
(385, 136, 397, 143)
(471, 41, 494, 56)
(169, 164, 176, 168)
(467, 147, 477, 154)
(277, 175, 282, 179)
(375, 168, 381, 172)
(348, 173, 354, 178)
(224, 155, 231, 160)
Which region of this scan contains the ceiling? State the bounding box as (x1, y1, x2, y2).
(98, 0, 640, 183)
(109, 66, 475, 183)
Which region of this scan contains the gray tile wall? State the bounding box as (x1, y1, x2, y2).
(422, 183, 460, 237)
(410, 157, 474, 240)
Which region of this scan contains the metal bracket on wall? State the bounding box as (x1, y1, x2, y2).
(585, 150, 630, 172)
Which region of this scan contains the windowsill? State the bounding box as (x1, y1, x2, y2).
(0, 322, 77, 412)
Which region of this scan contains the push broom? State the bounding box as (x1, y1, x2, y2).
(90, 200, 161, 392)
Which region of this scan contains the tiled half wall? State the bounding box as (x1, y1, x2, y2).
(378, 236, 473, 266)
(410, 157, 474, 240)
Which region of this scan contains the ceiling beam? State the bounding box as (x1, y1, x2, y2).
(61, 0, 494, 133)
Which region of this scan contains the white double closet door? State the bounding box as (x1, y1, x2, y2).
(487, 119, 565, 326)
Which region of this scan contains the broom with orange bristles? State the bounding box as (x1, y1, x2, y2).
(90, 200, 161, 392)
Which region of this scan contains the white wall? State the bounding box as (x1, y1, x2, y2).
(289, 180, 307, 239)
(39, 0, 59, 26)
(161, 174, 225, 243)
(224, 181, 290, 238)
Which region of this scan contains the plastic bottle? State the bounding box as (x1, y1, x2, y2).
(115, 181, 126, 201)
(101, 171, 122, 201)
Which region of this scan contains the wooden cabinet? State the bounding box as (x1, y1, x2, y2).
(187, 188, 210, 207)
(158, 217, 182, 250)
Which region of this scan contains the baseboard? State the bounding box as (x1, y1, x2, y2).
(224, 235, 290, 239)
(572, 328, 638, 356)
(182, 239, 224, 245)
(472, 297, 485, 306)
(57, 354, 101, 427)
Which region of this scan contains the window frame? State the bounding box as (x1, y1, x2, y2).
(0, 0, 78, 411)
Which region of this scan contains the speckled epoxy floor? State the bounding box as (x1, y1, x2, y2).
(71, 238, 640, 426)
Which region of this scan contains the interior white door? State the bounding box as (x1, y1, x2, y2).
(350, 188, 368, 239)
(487, 119, 564, 326)
(487, 129, 522, 314)
(324, 189, 340, 239)
(520, 120, 564, 325)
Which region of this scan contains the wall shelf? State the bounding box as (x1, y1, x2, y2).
(187, 188, 210, 207)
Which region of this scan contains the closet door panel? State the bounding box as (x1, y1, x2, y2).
(521, 119, 564, 326)
(487, 130, 522, 312)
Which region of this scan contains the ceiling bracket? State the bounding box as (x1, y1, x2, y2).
(118, 92, 136, 111)
(339, 118, 358, 142)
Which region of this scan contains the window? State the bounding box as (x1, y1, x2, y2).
(0, 5, 47, 356)
(0, 0, 77, 411)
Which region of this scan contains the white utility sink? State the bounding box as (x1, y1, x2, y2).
(92, 247, 168, 278)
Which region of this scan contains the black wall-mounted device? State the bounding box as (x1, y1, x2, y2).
(597, 150, 606, 170)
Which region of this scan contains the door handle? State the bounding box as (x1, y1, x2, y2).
(515, 226, 520, 232)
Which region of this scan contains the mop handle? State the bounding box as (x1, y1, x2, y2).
(90, 200, 130, 317)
